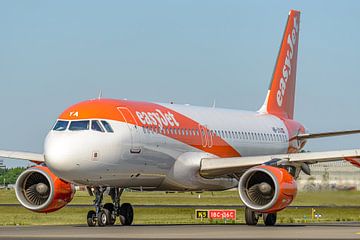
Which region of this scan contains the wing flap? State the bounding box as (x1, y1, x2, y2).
(0, 150, 44, 163)
(200, 149, 360, 178)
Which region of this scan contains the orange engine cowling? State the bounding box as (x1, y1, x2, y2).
(15, 165, 75, 213)
(238, 165, 297, 213)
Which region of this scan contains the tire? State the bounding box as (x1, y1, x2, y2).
(98, 209, 110, 227)
(244, 207, 258, 225)
(263, 213, 277, 226)
(104, 203, 116, 225)
(87, 210, 96, 227)
(120, 203, 134, 226)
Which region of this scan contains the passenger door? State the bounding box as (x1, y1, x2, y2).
(117, 107, 142, 153)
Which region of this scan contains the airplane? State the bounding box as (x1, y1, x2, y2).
(1, 9, 360, 227)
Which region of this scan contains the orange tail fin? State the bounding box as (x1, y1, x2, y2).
(259, 10, 300, 119)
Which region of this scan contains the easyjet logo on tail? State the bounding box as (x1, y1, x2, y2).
(276, 17, 299, 107)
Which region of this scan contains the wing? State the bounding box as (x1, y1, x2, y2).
(200, 149, 360, 178)
(292, 129, 360, 141)
(0, 150, 45, 164)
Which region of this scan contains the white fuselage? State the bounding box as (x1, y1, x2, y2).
(44, 101, 292, 191)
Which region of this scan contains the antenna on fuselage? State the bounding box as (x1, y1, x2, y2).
(98, 90, 102, 99)
(212, 99, 216, 108)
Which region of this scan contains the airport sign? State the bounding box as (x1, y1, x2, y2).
(195, 210, 208, 219)
(208, 210, 236, 220)
(195, 209, 236, 220)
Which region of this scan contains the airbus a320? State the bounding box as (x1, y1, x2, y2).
(2, 10, 360, 227)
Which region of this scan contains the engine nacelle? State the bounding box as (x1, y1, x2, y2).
(15, 165, 75, 213)
(238, 165, 297, 213)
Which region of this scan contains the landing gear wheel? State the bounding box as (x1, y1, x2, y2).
(87, 210, 96, 227)
(244, 207, 258, 225)
(120, 203, 134, 226)
(263, 213, 277, 226)
(98, 209, 111, 227)
(104, 203, 116, 225)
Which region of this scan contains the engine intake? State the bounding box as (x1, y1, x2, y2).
(23, 171, 51, 206)
(238, 165, 297, 213)
(15, 166, 75, 213)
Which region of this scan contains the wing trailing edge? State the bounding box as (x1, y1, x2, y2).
(200, 149, 360, 178)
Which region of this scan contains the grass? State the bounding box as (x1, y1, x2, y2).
(0, 190, 360, 226)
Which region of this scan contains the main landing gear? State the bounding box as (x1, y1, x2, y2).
(87, 187, 134, 227)
(244, 207, 277, 226)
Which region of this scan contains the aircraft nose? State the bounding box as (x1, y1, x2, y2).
(44, 132, 90, 178)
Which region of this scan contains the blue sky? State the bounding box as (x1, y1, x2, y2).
(1, 1, 360, 168)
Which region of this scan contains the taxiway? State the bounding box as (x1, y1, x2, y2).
(0, 223, 360, 239)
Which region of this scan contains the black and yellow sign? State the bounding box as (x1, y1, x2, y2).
(195, 210, 208, 219)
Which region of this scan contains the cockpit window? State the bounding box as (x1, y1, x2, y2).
(91, 120, 104, 132)
(53, 120, 69, 131)
(69, 120, 90, 131)
(101, 120, 114, 133)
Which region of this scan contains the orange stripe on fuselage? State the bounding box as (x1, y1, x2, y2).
(59, 99, 240, 158)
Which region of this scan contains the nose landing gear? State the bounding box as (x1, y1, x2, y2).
(86, 187, 134, 227)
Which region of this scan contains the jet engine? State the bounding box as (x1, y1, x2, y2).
(15, 165, 75, 213)
(238, 165, 297, 213)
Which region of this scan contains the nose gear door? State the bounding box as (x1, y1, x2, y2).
(117, 107, 142, 153)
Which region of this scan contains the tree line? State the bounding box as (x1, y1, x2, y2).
(0, 167, 25, 185)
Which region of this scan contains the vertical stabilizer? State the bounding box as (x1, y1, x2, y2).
(259, 10, 300, 119)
